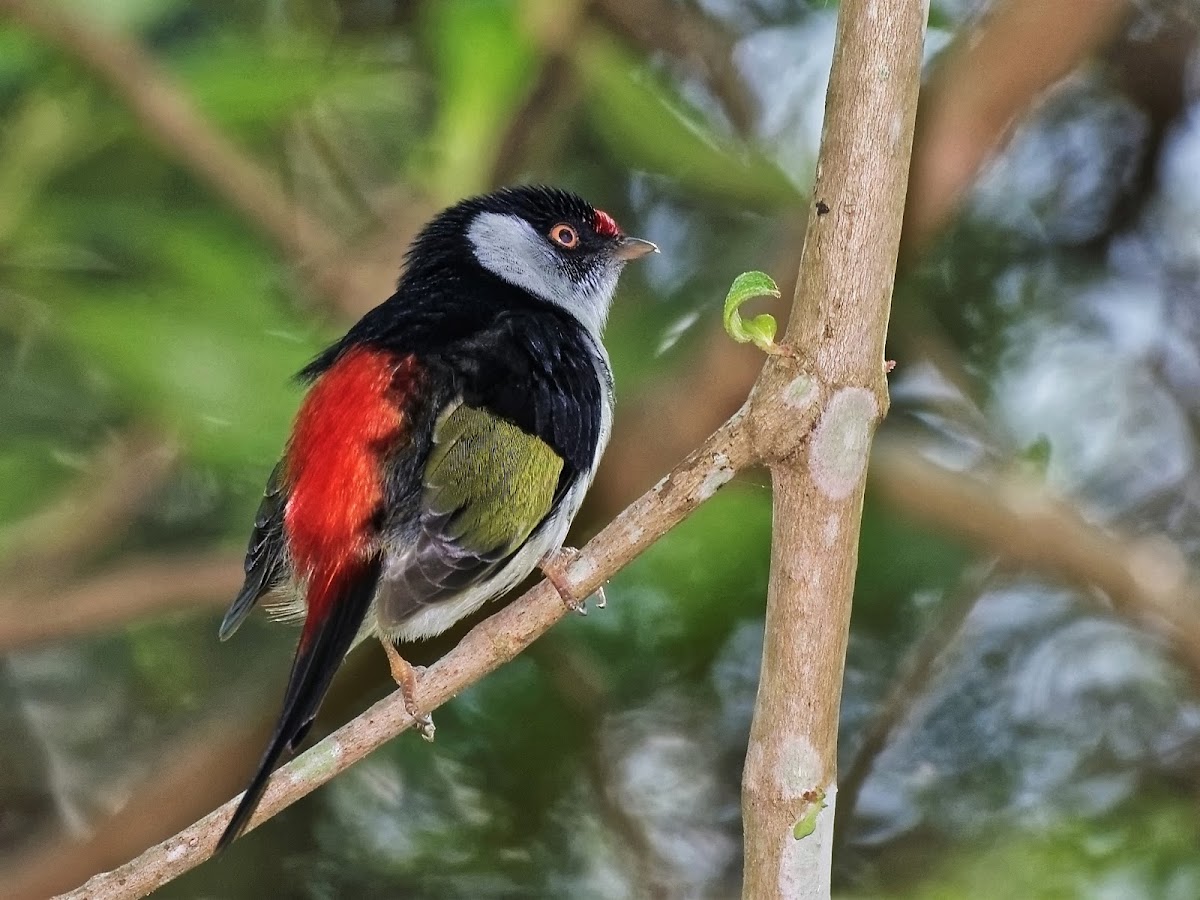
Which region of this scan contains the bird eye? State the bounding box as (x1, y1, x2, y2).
(549, 223, 579, 249)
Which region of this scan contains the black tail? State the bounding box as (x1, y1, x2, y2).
(216, 556, 381, 851)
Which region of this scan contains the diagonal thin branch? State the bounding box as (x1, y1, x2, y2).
(0, 552, 240, 653)
(55, 416, 757, 900)
(590, 0, 758, 135)
(0, 0, 344, 297)
(902, 0, 1130, 254)
(0, 430, 178, 586)
(870, 443, 1200, 680)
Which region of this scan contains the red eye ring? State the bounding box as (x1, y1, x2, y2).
(549, 223, 579, 249)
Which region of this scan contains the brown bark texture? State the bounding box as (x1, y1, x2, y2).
(739, 1, 928, 896)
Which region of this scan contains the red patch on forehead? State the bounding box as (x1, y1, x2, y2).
(593, 209, 622, 238)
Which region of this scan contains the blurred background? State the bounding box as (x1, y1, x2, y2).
(3, 0, 1200, 896)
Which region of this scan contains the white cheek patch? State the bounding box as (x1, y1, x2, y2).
(467, 211, 620, 339)
(468, 212, 568, 305)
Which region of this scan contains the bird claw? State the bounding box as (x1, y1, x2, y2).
(540, 546, 603, 615)
(413, 712, 436, 742)
(381, 639, 435, 741)
(408, 665, 435, 741)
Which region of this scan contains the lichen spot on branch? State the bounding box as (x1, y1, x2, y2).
(809, 387, 877, 500)
(288, 737, 344, 784)
(698, 451, 735, 500)
(784, 373, 818, 411)
(776, 732, 822, 797)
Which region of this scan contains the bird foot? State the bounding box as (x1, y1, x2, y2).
(380, 638, 435, 741)
(540, 546, 605, 616)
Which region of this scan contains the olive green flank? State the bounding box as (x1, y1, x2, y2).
(423, 405, 564, 555)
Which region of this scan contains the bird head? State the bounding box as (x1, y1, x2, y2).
(406, 185, 657, 338)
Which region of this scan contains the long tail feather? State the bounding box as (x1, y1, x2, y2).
(216, 555, 381, 851)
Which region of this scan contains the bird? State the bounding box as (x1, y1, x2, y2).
(214, 185, 656, 850)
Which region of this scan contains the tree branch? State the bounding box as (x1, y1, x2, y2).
(0, 552, 240, 653)
(903, 0, 1130, 254)
(55, 416, 756, 899)
(870, 442, 1200, 681)
(0, 430, 178, 586)
(739, 1, 927, 896)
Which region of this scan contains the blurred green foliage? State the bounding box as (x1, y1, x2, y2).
(863, 798, 1200, 900)
(4, 0, 1200, 898)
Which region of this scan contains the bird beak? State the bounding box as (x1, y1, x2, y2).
(614, 236, 658, 261)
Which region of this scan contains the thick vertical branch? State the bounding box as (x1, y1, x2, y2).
(740, 2, 928, 897)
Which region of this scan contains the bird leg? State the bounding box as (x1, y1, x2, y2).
(540, 546, 605, 616)
(380, 638, 435, 742)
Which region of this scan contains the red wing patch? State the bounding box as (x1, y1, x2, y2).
(593, 209, 622, 238)
(284, 347, 419, 637)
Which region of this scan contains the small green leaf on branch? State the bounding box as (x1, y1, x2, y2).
(792, 788, 828, 840)
(723, 271, 786, 354)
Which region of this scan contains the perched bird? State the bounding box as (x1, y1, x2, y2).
(215, 185, 656, 849)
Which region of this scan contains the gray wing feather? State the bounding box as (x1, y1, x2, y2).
(374, 404, 562, 631)
(219, 462, 289, 640)
(374, 505, 511, 630)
